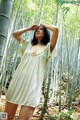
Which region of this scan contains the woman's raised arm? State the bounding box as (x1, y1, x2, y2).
(40, 23, 59, 52)
(12, 25, 39, 42)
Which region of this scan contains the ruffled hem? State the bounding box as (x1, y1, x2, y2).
(6, 99, 39, 108)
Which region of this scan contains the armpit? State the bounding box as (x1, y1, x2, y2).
(47, 42, 57, 59)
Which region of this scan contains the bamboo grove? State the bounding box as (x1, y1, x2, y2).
(0, 0, 80, 119)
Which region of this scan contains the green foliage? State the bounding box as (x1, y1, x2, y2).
(11, 0, 80, 35)
(50, 115, 58, 120)
(62, 6, 70, 14)
(0, 2, 80, 120)
(49, 110, 73, 120)
(57, 0, 80, 4)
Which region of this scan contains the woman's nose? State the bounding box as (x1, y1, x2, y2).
(37, 29, 40, 32)
(37, 29, 40, 33)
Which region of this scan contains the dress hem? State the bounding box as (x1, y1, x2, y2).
(5, 99, 38, 108)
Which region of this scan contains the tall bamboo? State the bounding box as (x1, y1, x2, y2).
(0, 0, 13, 94)
(39, 60, 53, 120)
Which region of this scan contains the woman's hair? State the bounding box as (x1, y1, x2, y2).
(31, 26, 50, 45)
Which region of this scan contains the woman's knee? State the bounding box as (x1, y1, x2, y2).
(19, 106, 35, 120)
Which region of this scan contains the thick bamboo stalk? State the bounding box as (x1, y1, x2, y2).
(0, 0, 13, 94)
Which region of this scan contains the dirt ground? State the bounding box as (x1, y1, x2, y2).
(0, 95, 80, 120)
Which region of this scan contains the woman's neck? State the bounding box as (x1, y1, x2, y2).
(37, 37, 43, 45)
(37, 40, 43, 45)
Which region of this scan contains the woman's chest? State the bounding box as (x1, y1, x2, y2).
(24, 48, 47, 60)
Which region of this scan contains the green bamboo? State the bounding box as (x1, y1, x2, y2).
(39, 60, 53, 120)
(0, 0, 13, 95)
(68, 40, 80, 110)
(58, 24, 63, 112)
(0, 0, 13, 66)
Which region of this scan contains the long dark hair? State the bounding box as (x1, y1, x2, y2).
(31, 26, 50, 45)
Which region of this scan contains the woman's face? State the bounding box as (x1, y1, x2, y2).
(35, 25, 45, 41)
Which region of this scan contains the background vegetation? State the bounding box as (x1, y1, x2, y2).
(0, 0, 80, 119)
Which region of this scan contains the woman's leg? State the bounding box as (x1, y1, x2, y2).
(5, 101, 18, 120)
(19, 106, 35, 120)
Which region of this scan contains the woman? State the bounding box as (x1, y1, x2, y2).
(4, 23, 58, 120)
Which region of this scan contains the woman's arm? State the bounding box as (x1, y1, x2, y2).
(40, 23, 59, 52)
(12, 25, 39, 42)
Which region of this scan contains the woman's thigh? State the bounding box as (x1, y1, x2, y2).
(5, 101, 18, 120)
(19, 106, 35, 120)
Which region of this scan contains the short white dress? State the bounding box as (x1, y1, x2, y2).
(6, 39, 56, 108)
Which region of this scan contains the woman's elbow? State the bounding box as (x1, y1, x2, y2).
(12, 32, 16, 37)
(55, 27, 59, 33)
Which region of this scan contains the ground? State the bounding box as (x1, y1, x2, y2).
(0, 95, 80, 120)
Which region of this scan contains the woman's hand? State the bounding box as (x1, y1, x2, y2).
(12, 24, 39, 42)
(39, 23, 47, 28)
(29, 25, 39, 30)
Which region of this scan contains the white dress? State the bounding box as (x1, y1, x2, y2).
(6, 39, 56, 108)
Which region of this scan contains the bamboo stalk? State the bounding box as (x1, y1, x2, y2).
(39, 60, 53, 120)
